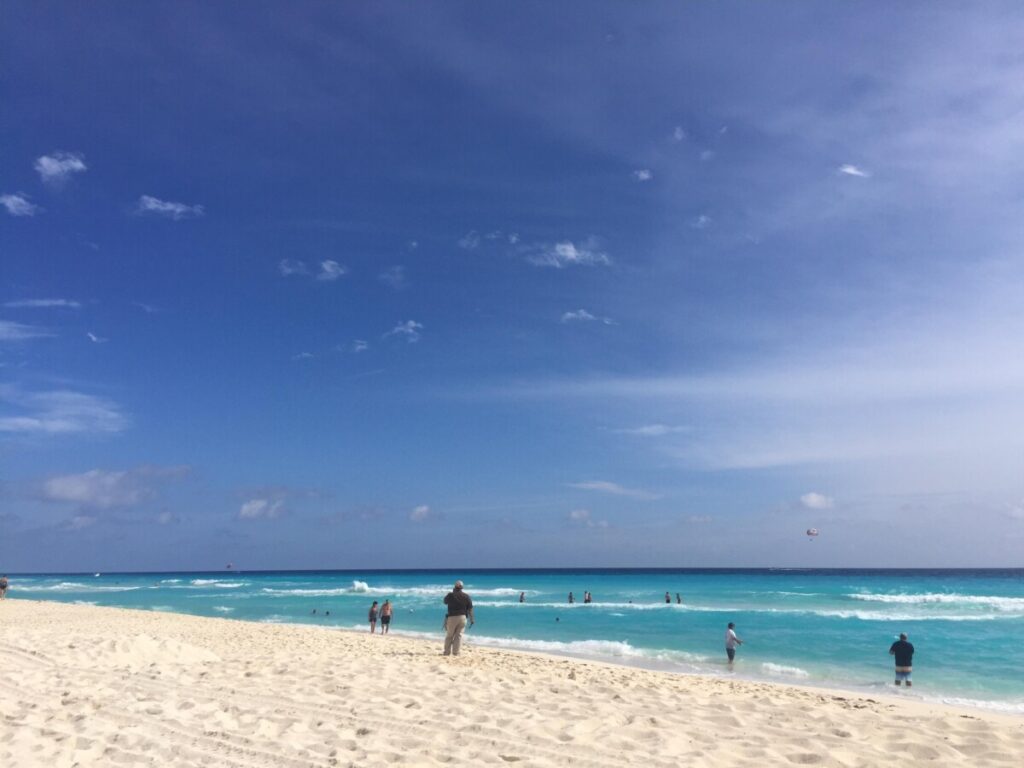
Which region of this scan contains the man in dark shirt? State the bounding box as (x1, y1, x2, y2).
(442, 580, 474, 656)
(889, 633, 915, 687)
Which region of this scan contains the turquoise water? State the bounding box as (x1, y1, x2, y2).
(8, 569, 1023, 713)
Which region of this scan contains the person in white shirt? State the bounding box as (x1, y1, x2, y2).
(725, 622, 743, 664)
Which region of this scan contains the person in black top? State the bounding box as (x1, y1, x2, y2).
(442, 580, 474, 656)
(889, 633, 914, 687)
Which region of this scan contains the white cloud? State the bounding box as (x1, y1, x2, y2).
(568, 480, 663, 500)
(86, 332, 108, 344)
(4, 298, 81, 309)
(568, 508, 609, 528)
(672, 126, 686, 142)
(613, 424, 688, 437)
(316, 260, 347, 281)
(1, 193, 42, 216)
(136, 195, 204, 220)
(34, 151, 87, 185)
(0, 387, 127, 434)
(292, 352, 313, 361)
(43, 470, 144, 509)
(239, 498, 285, 519)
(133, 301, 159, 314)
(410, 504, 432, 522)
(378, 265, 407, 289)
(385, 320, 423, 343)
(352, 339, 369, 353)
(528, 240, 611, 268)
(64, 515, 97, 530)
(700, 150, 715, 162)
(278, 259, 309, 276)
(838, 164, 870, 178)
(691, 214, 712, 229)
(561, 309, 596, 323)
(801, 492, 835, 510)
(0, 320, 52, 341)
(508, 232, 520, 244)
(632, 169, 653, 181)
(157, 510, 180, 525)
(458, 231, 481, 249)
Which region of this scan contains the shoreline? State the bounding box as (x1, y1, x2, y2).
(8, 592, 1024, 717)
(3, 599, 1023, 766)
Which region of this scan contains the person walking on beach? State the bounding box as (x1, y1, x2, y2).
(380, 600, 393, 634)
(443, 580, 474, 656)
(0, 575, 8, 599)
(889, 632, 914, 687)
(368, 601, 379, 633)
(725, 622, 743, 664)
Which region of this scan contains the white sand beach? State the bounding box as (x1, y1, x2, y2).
(1, 600, 1021, 767)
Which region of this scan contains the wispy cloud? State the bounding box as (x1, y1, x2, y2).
(279, 259, 347, 281)
(279, 259, 309, 276)
(800, 492, 835, 510)
(1, 193, 42, 216)
(567, 508, 609, 528)
(352, 339, 369, 353)
(527, 240, 610, 268)
(410, 504, 433, 522)
(136, 195, 204, 219)
(86, 332, 108, 344)
(568, 480, 662, 500)
(458, 230, 481, 249)
(292, 352, 314, 361)
(632, 169, 653, 181)
(239, 498, 285, 519)
(560, 309, 596, 323)
(837, 164, 870, 178)
(0, 320, 52, 341)
(132, 301, 159, 314)
(41, 466, 186, 509)
(691, 214, 712, 229)
(378, 265, 407, 289)
(385, 320, 423, 343)
(4, 299, 81, 309)
(0, 387, 127, 434)
(672, 126, 686, 142)
(315, 260, 347, 281)
(613, 424, 688, 437)
(62, 515, 97, 531)
(34, 151, 87, 185)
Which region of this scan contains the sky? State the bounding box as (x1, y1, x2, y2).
(3, 2, 1024, 571)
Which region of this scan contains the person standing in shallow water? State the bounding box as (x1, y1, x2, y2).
(368, 601, 379, 633)
(889, 632, 914, 687)
(380, 600, 393, 634)
(725, 622, 743, 665)
(0, 575, 8, 600)
(443, 580, 474, 656)
(568, 592, 575, 604)
(665, 592, 671, 603)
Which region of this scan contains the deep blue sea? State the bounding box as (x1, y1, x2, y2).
(8, 569, 1023, 714)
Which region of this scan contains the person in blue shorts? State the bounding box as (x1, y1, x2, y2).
(889, 632, 914, 687)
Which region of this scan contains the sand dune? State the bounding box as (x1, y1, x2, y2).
(1, 600, 1021, 766)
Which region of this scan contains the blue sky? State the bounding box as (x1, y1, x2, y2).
(3, 2, 1024, 571)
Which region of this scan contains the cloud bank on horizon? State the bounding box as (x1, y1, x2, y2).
(1, 2, 1023, 571)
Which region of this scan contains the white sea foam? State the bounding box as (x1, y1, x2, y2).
(848, 592, 1024, 610)
(148, 605, 175, 612)
(189, 579, 245, 588)
(27, 582, 142, 593)
(260, 583, 538, 599)
(212, 606, 234, 612)
(160, 578, 182, 584)
(930, 696, 1024, 715)
(761, 662, 811, 679)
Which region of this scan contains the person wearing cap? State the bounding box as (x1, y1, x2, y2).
(889, 632, 914, 687)
(442, 580, 475, 656)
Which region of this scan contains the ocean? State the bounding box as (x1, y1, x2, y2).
(7, 568, 1023, 714)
